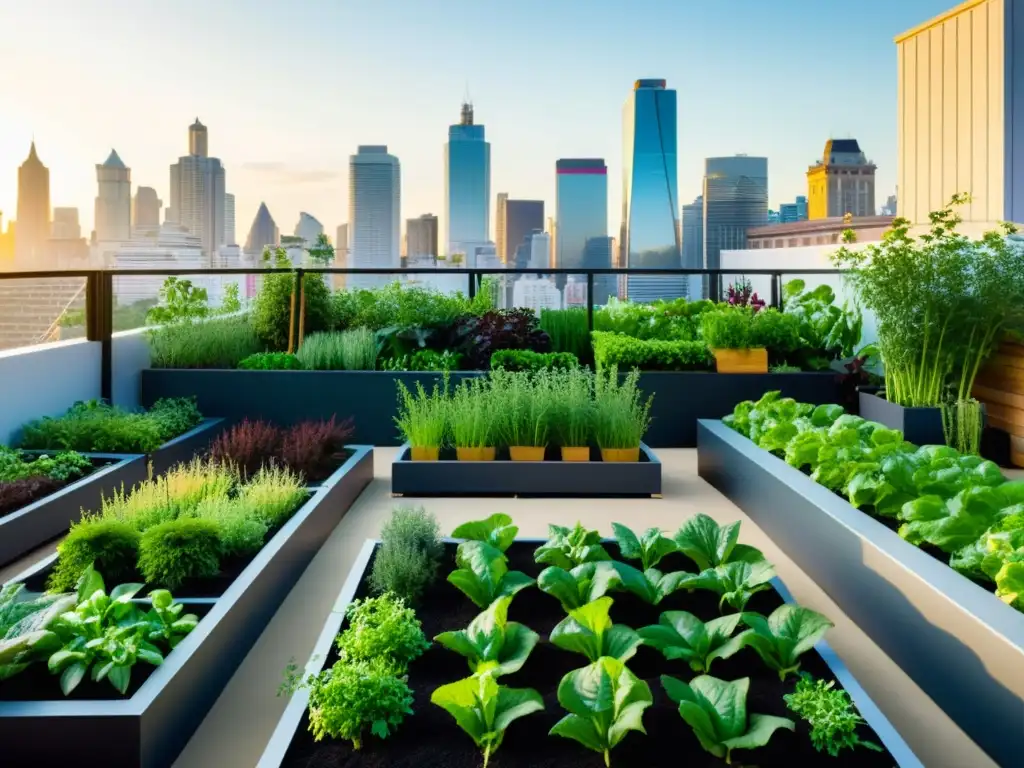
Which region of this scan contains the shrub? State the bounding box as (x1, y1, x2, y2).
(336, 593, 431, 671)
(251, 249, 334, 350)
(490, 349, 578, 372)
(333, 281, 483, 331)
(237, 465, 308, 528)
(18, 400, 164, 453)
(0, 476, 62, 517)
(591, 332, 712, 371)
(190, 495, 268, 557)
(750, 308, 803, 357)
(148, 397, 203, 442)
(279, 417, 354, 481)
(0, 446, 91, 483)
(138, 517, 222, 589)
(237, 352, 303, 370)
(147, 316, 263, 369)
(370, 506, 444, 603)
(48, 518, 141, 592)
(208, 419, 283, 477)
(540, 308, 591, 360)
(394, 379, 448, 448)
(594, 367, 652, 449)
(700, 308, 756, 349)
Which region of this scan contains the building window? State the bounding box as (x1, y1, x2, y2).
(801, 237, 811, 246)
(787, 238, 798, 247)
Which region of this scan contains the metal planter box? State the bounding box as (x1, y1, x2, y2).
(696, 419, 1024, 767)
(0, 445, 374, 768)
(147, 417, 224, 476)
(391, 443, 662, 497)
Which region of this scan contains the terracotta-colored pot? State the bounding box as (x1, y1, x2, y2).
(509, 446, 546, 462)
(711, 347, 768, 374)
(456, 446, 496, 461)
(410, 446, 440, 461)
(601, 447, 640, 462)
(560, 446, 590, 462)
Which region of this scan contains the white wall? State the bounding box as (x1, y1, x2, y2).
(112, 328, 152, 411)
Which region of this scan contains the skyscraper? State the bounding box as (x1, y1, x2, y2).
(406, 214, 439, 259)
(15, 141, 50, 264)
(168, 118, 226, 258)
(556, 159, 607, 270)
(495, 192, 508, 261)
(134, 187, 162, 233)
(681, 196, 703, 299)
(224, 193, 235, 245)
(703, 155, 769, 297)
(349, 145, 401, 289)
(49, 207, 88, 264)
(294, 212, 324, 245)
(503, 200, 544, 269)
(244, 202, 279, 256)
(445, 101, 490, 254)
(94, 149, 131, 243)
(51, 208, 81, 240)
(621, 79, 683, 302)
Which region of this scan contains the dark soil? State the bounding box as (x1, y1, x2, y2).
(0, 603, 212, 702)
(280, 542, 896, 768)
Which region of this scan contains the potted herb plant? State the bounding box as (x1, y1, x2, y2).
(549, 367, 594, 461)
(594, 367, 652, 462)
(394, 379, 448, 461)
(492, 370, 549, 461)
(700, 307, 768, 373)
(449, 378, 496, 461)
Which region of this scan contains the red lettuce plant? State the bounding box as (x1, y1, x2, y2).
(280, 417, 354, 481)
(209, 419, 283, 477)
(727, 279, 766, 313)
(0, 476, 63, 517)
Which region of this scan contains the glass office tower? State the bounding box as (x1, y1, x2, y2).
(556, 158, 614, 304)
(702, 155, 768, 297)
(621, 79, 683, 302)
(445, 102, 490, 254)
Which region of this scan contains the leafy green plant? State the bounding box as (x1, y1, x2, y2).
(672, 514, 764, 572)
(609, 562, 694, 605)
(451, 513, 518, 552)
(611, 522, 676, 570)
(537, 562, 621, 611)
(47, 519, 141, 593)
(370, 506, 444, 603)
(591, 332, 713, 372)
(394, 378, 448, 448)
(740, 605, 834, 680)
(447, 541, 534, 608)
(435, 595, 539, 676)
(237, 352, 303, 370)
(448, 377, 496, 449)
(431, 671, 544, 768)
(593, 367, 652, 449)
(490, 349, 578, 372)
(146, 277, 210, 325)
(336, 592, 430, 672)
(549, 656, 652, 767)
(137, 517, 222, 589)
(661, 674, 794, 764)
(0, 584, 75, 680)
(782, 279, 862, 362)
(898, 482, 1024, 554)
(0, 447, 91, 484)
(534, 522, 611, 569)
(638, 611, 751, 673)
(549, 596, 641, 663)
(684, 560, 777, 612)
(147, 316, 263, 369)
(700, 307, 756, 349)
(784, 673, 883, 757)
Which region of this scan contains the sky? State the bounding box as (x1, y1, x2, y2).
(0, 0, 955, 243)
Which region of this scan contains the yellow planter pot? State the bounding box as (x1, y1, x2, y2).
(456, 447, 496, 461)
(711, 347, 768, 374)
(509, 446, 546, 462)
(410, 446, 440, 461)
(601, 447, 641, 462)
(560, 446, 590, 462)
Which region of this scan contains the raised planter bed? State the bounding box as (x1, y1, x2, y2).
(696, 419, 1024, 767)
(259, 539, 921, 768)
(147, 417, 224, 476)
(0, 445, 374, 768)
(391, 444, 662, 497)
(0, 453, 148, 567)
(141, 368, 840, 448)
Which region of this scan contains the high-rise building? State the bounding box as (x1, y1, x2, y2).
(547, 216, 557, 268)
(168, 118, 226, 258)
(703, 156, 769, 297)
(406, 214, 439, 259)
(503, 200, 544, 269)
(15, 142, 50, 264)
(681, 196, 704, 299)
(556, 159, 607, 270)
(445, 102, 490, 253)
(244, 202, 280, 256)
(349, 145, 400, 288)
(896, 0, 1022, 228)
(882, 193, 898, 216)
(294, 212, 324, 245)
(224, 193, 235, 245)
(621, 79, 683, 302)
(806, 139, 876, 219)
(134, 187, 162, 233)
(495, 192, 508, 261)
(49, 207, 88, 264)
(777, 195, 809, 224)
(94, 149, 132, 243)
(51, 208, 81, 240)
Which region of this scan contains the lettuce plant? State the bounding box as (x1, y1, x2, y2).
(662, 674, 794, 764)
(638, 611, 752, 673)
(740, 605, 833, 680)
(951, 509, 1024, 581)
(550, 656, 652, 767)
(537, 561, 621, 611)
(448, 541, 534, 608)
(611, 522, 676, 570)
(609, 562, 692, 605)
(672, 514, 763, 572)
(996, 555, 1024, 607)
(451, 513, 518, 552)
(534, 522, 611, 569)
(684, 559, 776, 612)
(431, 672, 544, 768)
(549, 596, 641, 663)
(0, 584, 75, 680)
(899, 482, 1024, 554)
(434, 596, 538, 677)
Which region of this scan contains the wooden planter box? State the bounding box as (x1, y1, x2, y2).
(257, 539, 922, 768)
(0, 453, 148, 567)
(974, 340, 1024, 467)
(0, 445, 374, 768)
(391, 443, 662, 497)
(697, 419, 1024, 767)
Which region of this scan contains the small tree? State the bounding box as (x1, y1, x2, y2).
(146, 277, 209, 325)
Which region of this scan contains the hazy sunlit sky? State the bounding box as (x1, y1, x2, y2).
(0, 0, 952, 241)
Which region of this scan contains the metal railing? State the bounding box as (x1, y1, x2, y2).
(0, 265, 847, 401)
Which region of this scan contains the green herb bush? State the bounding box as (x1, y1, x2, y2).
(750, 308, 803, 359)
(394, 378, 448, 448)
(147, 316, 262, 368)
(370, 506, 444, 603)
(784, 674, 882, 757)
(448, 378, 496, 449)
(591, 332, 712, 371)
(237, 465, 308, 528)
(190, 495, 268, 557)
(491, 369, 550, 448)
(0, 447, 91, 484)
(548, 367, 594, 448)
(700, 307, 756, 349)
(237, 352, 303, 370)
(593, 367, 652, 449)
(137, 518, 222, 589)
(540, 308, 591, 361)
(47, 519, 141, 592)
(336, 593, 430, 671)
(333, 281, 489, 331)
(490, 349, 578, 372)
(380, 349, 463, 372)
(297, 329, 378, 370)
(594, 297, 699, 340)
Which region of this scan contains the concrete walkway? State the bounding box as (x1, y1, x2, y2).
(172, 448, 995, 768)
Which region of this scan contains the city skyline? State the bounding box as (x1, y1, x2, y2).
(0, 0, 954, 243)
